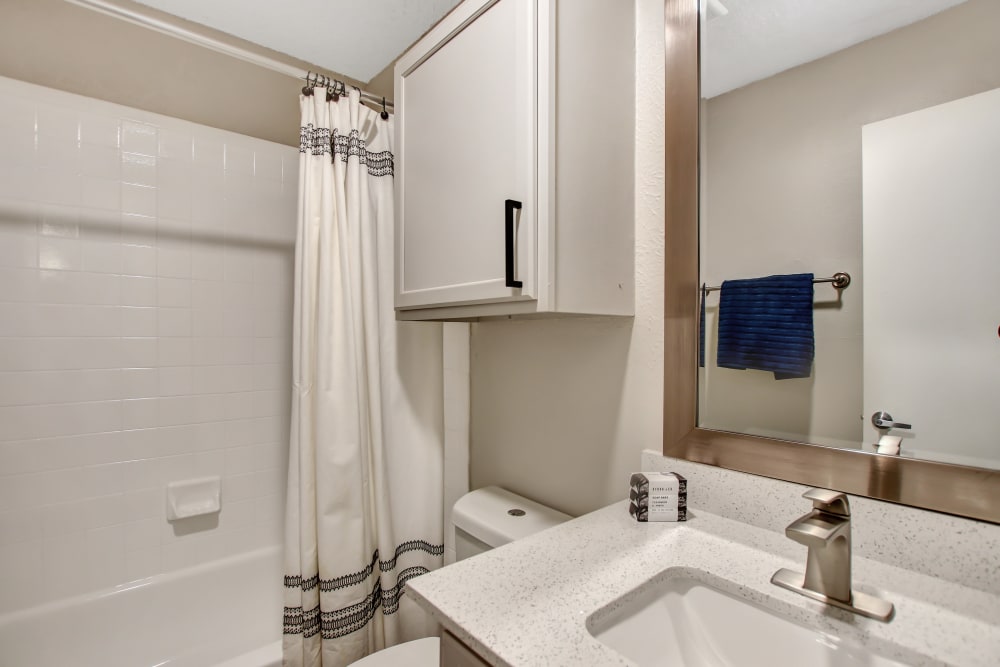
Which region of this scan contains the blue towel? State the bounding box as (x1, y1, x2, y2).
(716, 273, 814, 380)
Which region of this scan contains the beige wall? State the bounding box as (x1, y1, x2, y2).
(367, 61, 395, 100)
(469, 0, 664, 518)
(0, 0, 366, 146)
(699, 0, 1000, 447)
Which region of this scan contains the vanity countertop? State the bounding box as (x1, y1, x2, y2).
(406, 501, 1000, 667)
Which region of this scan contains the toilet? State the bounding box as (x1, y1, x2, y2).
(351, 486, 571, 666)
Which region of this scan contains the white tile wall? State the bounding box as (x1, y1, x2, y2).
(442, 322, 470, 566)
(0, 76, 297, 615)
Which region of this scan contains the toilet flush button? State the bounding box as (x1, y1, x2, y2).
(508, 509, 526, 517)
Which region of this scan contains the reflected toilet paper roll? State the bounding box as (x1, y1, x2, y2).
(876, 435, 902, 455)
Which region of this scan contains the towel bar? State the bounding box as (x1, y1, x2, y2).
(702, 271, 850, 294)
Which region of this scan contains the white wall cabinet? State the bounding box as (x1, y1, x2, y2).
(394, 0, 635, 320)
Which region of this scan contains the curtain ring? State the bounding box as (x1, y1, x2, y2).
(302, 71, 314, 97)
(380, 97, 389, 120)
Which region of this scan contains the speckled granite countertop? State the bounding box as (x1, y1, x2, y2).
(407, 502, 1000, 666)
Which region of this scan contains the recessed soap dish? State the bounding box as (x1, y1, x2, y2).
(166, 476, 221, 521)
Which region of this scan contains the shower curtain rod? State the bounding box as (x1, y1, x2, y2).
(302, 72, 394, 111)
(67, 0, 394, 112)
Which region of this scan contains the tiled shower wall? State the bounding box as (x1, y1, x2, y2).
(0, 76, 297, 615)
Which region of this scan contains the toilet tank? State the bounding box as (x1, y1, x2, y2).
(452, 486, 571, 561)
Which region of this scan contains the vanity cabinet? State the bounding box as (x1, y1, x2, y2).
(440, 630, 490, 667)
(393, 0, 635, 320)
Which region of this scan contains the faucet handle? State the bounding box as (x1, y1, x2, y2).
(803, 488, 850, 517)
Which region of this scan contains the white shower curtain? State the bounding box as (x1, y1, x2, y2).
(283, 90, 444, 667)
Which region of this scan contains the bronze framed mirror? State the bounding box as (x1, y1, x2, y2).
(662, 0, 999, 523)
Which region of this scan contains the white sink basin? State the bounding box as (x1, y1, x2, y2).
(588, 572, 908, 667)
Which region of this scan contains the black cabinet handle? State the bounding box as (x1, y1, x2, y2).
(505, 199, 523, 288)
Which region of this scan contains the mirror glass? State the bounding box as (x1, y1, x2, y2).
(697, 0, 1000, 470)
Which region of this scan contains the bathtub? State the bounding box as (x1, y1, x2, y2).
(0, 546, 283, 667)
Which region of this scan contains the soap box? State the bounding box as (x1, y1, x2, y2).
(629, 472, 687, 522)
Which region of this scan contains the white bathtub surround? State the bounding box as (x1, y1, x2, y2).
(0, 76, 296, 617)
(407, 501, 1000, 667)
(0, 546, 283, 667)
(284, 90, 444, 666)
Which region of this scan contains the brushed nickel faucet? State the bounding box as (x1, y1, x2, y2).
(771, 488, 894, 621)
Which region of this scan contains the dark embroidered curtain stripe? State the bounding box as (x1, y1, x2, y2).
(299, 124, 394, 177)
(283, 541, 443, 639)
(378, 539, 443, 572)
(283, 541, 443, 594)
(282, 566, 437, 639)
(283, 550, 380, 593)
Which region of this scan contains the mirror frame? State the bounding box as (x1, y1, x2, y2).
(661, 0, 999, 524)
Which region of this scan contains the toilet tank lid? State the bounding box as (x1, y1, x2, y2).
(452, 486, 572, 548)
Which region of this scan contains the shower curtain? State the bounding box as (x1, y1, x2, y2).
(283, 89, 444, 667)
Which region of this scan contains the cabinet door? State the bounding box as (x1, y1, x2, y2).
(395, 0, 536, 311)
(440, 630, 491, 667)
